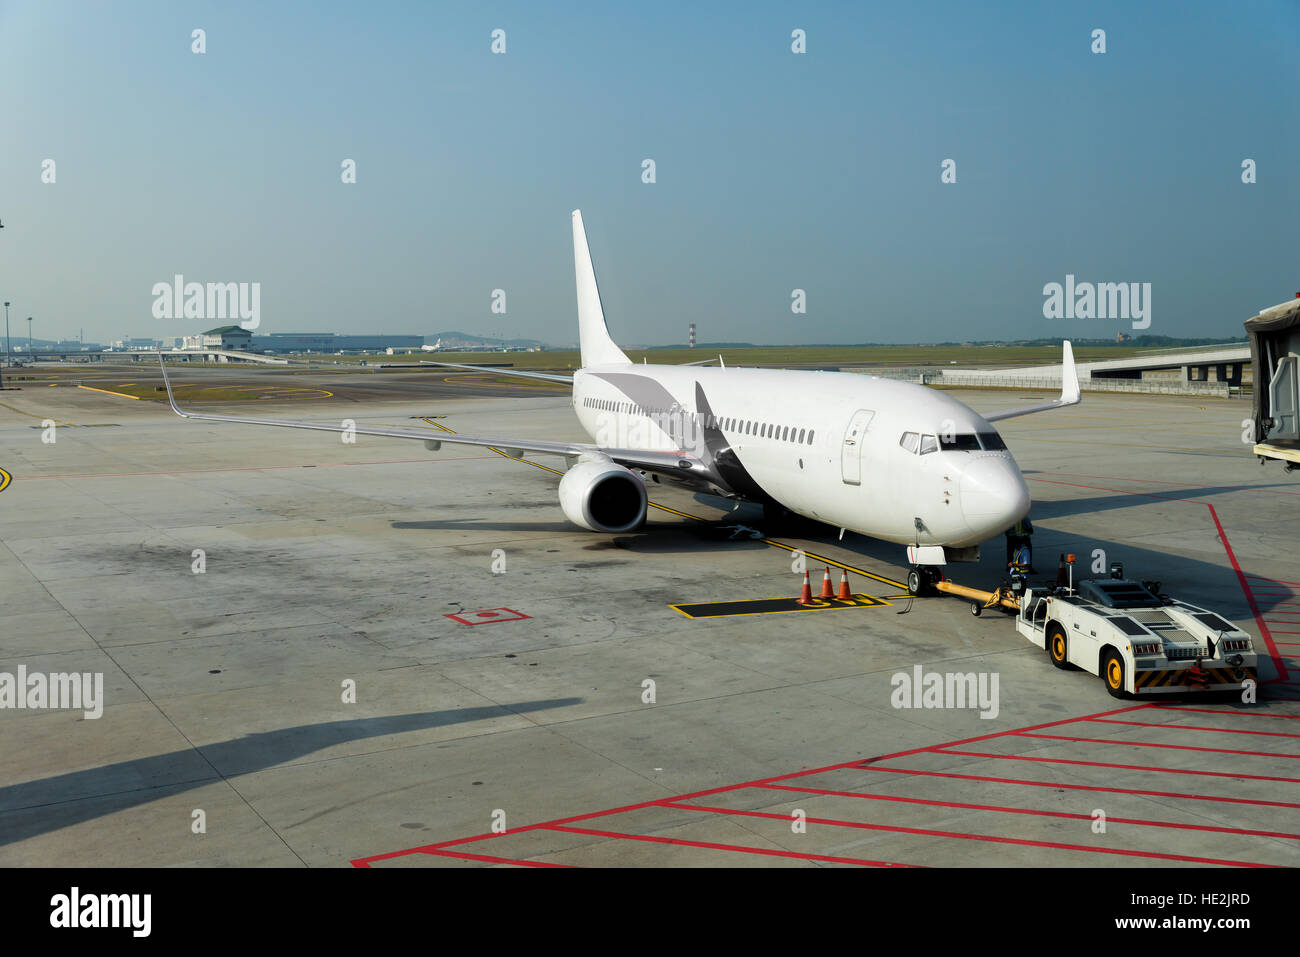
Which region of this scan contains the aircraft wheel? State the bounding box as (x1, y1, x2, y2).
(1047, 625, 1071, 670)
(907, 569, 923, 596)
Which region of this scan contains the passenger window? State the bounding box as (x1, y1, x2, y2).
(919, 434, 939, 454)
(797, 429, 805, 443)
(900, 432, 920, 453)
(807, 430, 814, 444)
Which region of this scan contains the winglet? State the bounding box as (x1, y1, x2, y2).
(980, 340, 1082, 423)
(157, 351, 190, 418)
(1060, 340, 1079, 405)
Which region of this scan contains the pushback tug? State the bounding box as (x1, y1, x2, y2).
(945, 557, 1258, 699)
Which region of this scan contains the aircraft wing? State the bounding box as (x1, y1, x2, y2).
(981, 341, 1081, 422)
(419, 360, 572, 383)
(157, 356, 706, 477)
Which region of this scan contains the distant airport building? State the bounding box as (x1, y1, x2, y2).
(255, 332, 424, 353)
(201, 325, 254, 350)
(112, 337, 164, 351)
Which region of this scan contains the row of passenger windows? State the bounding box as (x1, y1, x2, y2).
(899, 431, 1008, 454)
(581, 397, 814, 445)
(709, 415, 814, 445)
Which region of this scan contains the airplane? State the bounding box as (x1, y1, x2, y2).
(157, 209, 1080, 595)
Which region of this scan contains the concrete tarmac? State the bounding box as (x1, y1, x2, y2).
(1, 370, 1296, 867)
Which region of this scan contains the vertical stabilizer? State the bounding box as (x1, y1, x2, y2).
(572, 210, 631, 367)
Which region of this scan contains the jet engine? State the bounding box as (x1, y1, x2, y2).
(558, 459, 647, 532)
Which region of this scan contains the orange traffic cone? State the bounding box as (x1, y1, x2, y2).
(797, 570, 813, 605)
(819, 567, 834, 599)
(836, 568, 852, 600)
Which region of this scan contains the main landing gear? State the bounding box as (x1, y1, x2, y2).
(906, 565, 942, 597)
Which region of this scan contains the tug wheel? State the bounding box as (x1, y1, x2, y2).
(1047, 625, 1071, 670)
(970, 602, 982, 617)
(1102, 650, 1128, 699)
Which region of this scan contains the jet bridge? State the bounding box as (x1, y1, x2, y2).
(1246, 296, 1300, 470)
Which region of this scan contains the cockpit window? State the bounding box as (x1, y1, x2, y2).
(977, 432, 1008, 451)
(939, 434, 982, 452)
(899, 432, 920, 453)
(919, 434, 939, 454)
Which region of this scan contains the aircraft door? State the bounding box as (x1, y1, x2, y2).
(840, 409, 875, 485)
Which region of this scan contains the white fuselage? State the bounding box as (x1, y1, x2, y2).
(571, 363, 1030, 548)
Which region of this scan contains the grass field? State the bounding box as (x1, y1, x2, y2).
(322, 343, 1146, 371)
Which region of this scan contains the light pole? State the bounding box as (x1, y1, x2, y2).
(2, 301, 8, 387)
(27, 316, 33, 360)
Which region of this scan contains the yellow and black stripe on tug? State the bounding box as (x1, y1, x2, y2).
(1135, 666, 1257, 691)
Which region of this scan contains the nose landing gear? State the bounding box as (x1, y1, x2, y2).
(906, 565, 942, 596)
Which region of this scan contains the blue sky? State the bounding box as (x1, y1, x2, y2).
(1, 0, 1297, 346)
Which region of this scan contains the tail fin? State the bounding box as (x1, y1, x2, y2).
(572, 210, 631, 367)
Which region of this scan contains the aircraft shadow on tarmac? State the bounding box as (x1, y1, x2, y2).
(675, 484, 1299, 626)
(393, 519, 579, 534)
(0, 699, 581, 848)
(398, 480, 1296, 619)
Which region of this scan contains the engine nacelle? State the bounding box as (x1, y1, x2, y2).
(558, 459, 647, 532)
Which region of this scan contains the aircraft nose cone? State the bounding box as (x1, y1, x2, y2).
(960, 458, 1030, 536)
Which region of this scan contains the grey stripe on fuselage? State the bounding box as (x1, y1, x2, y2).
(587, 372, 778, 504)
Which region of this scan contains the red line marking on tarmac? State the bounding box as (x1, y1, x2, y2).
(350, 703, 1150, 866)
(756, 783, 1300, 841)
(658, 801, 1279, 867)
(1153, 705, 1300, 720)
(1027, 477, 1289, 681)
(932, 748, 1300, 783)
(859, 766, 1300, 809)
(409, 849, 572, 868)
(444, 608, 531, 626)
(352, 701, 1300, 868)
(1087, 717, 1300, 738)
(1014, 731, 1300, 759)
(541, 823, 916, 867)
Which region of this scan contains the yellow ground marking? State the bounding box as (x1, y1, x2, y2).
(259, 386, 334, 399)
(0, 399, 75, 425)
(438, 374, 567, 391)
(671, 593, 892, 619)
(762, 540, 909, 590)
(0, 468, 11, 493)
(418, 418, 910, 590)
(77, 384, 140, 400)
